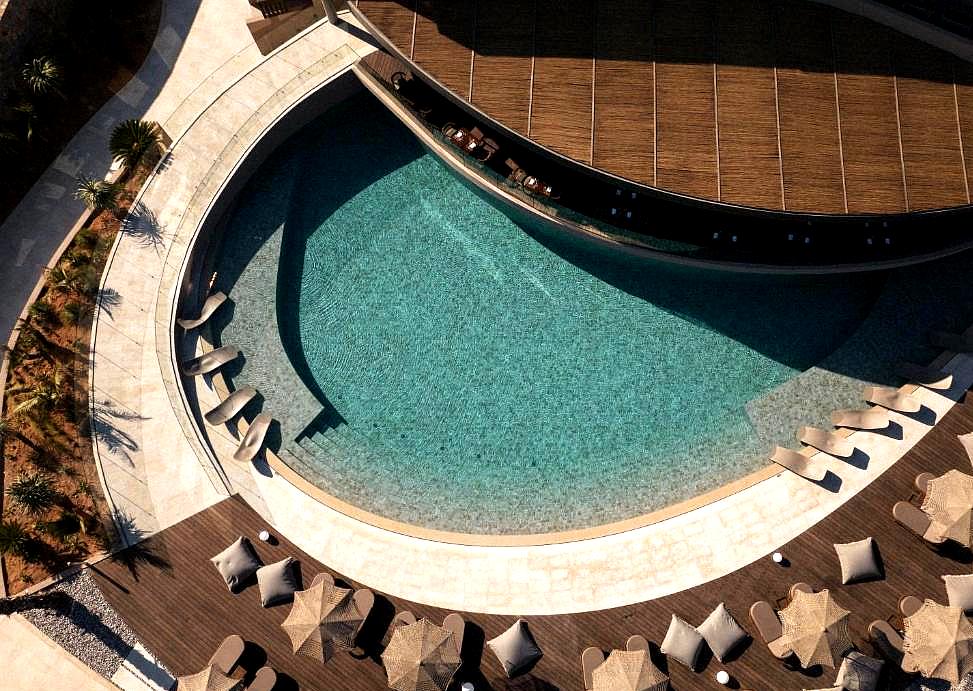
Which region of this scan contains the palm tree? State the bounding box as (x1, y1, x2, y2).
(74, 174, 122, 215)
(0, 414, 45, 455)
(61, 300, 93, 327)
(14, 101, 39, 144)
(8, 368, 66, 418)
(0, 520, 28, 556)
(27, 299, 60, 330)
(22, 56, 62, 97)
(109, 119, 162, 171)
(7, 472, 61, 516)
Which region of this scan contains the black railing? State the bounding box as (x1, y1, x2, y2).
(248, 0, 310, 19)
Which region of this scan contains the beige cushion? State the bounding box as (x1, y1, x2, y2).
(834, 537, 882, 584)
(697, 602, 749, 661)
(835, 651, 883, 691)
(944, 574, 973, 613)
(660, 615, 704, 671)
(486, 619, 543, 678)
(210, 536, 261, 592)
(256, 557, 299, 607)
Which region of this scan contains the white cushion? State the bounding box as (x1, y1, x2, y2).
(697, 602, 749, 661)
(660, 615, 704, 671)
(834, 537, 882, 584)
(256, 557, 299, 607)
(210, 536, 261, 592)
(943, 573, 973, 613)
(486, 619, 543, 678)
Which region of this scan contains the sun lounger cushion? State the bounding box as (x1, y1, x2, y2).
(835, 651, 883, 691)
(697, 602, 749, 662)
(210, 536, 261, 592)
(487, 619, 543, 678)
(943, 574, 973, 613)
(256, 557, 299, 607)
(661, 615, 705, 671)
(834, 537, 882, 584)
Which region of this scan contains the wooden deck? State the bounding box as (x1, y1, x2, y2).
(93, 393, 973, 690)
(355, 0, 973, 214)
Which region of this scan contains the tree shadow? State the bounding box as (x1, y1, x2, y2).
(121, 201, 165, 251)
(90, 399, 146, 464)
(97, 287, 123, 319)
(104, 511, 172, 579)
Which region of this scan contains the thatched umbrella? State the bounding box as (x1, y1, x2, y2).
(281, 578, 364, 663)
(176, 666, 241, 691)
(592, 649, 669, 691)
(903, 599, 973, 683)
(921, 469, 973, 546)
(381, 618, 461, 691)
(776, 589, 853, 668)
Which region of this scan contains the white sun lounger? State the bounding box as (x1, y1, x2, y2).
(204, 386, 257, 426)
(831, 408, 890, 430)
(798, 426, 855, 458)
(177, 291, 227, 330)
(863, 386, 921, 413)
(181, 345, 240, 377)
(896, 362, 953, 391)
(233, 413, 272, 463)
(771, 446, 828, 482)
(931, 331, 973, 353)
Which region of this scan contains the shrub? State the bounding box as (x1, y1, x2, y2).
(0, 520, 28, 556)
(109, 119, 162, 171)
(7, 472, 61, 516)
(21, 56, 62, 97)
(74, 174, 122, 214)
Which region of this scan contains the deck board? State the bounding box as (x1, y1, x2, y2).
(412, 1, 475, 100)
(94, 394, 973, 691)
(470, 0, 534, 135)
(356, 0, 416, 58)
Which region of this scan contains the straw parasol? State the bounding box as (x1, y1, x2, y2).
(776, 589, 853, 669)
(381, 618, 461, 691)
(176, 666, 241, 691)
(592, 649, 669, 691)
(921, 470, 973, 546)
(903, 599, 973, 683)
(281, 578, 364, 663)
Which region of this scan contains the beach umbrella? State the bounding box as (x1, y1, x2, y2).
(381, 618, 461, 691)
(281, 577, 364, 663)
(921, 470, 973, 546)
(903, 599, 973, 683)
(176, 665, 241, 691)
(592, 649, 669, 691)
(776, 589, 853, 669)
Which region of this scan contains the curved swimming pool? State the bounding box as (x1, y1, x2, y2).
(210, 91, 973, 534)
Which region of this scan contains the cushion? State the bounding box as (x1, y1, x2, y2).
(943, 573, 973, 613)
(210, 536, 261, 592)
(256, 557, 299, 607)
(835, 651, 883, 691)
(660, 615, 705, 671)
(834, 537, 882, 584)
(697, 602, 749, 661)
(486, 619, 543, 678)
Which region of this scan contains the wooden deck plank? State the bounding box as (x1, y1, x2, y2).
(592, 0, 654, 186)
(774, 3, 846, 213)
(528, 0, 594, 163)
(714, 0, 783, 210)
(93, 394, 973, 691)
(653, 0, 719, 200)
(355, 0, 416, 58)
(470, 0, 534, 135)
(893, 38, 969, 210)
(832, 16, 907, 213)
(412, 1, 475, 100)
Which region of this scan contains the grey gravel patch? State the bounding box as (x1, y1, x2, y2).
(17, 569, 144, 680)
(908, 674, 972, 691)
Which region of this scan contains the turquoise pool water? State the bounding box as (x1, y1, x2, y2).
(214, 92, 972, 534)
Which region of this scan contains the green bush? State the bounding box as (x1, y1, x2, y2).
(0, 520, 28, 556)
(7, 472, 61, 516)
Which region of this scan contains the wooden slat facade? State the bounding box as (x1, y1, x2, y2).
(95, 394, 973, 691)
(355, 0, 973, 214)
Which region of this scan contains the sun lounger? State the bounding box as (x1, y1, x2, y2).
(831, 408, 890, 430)
(896, 362, 953, 391)
(798, 426, 855, 458)
(863, 386, 921, 413)
(750, 601, 791, 659)
(204, 386, 257, 426)
(626, 635, 649, 652)
(181, 345, 240, 377)
(931, 331, 973, 353)
(248, 667, 277, 691)
(392, 610, 417, 628)
(581, 647, 605, 690)
(354, 588, 375, 627)
(899, 596, 923, 617)
(771, 447, 827, 482)
(790, 582, 813, 597)
(233, 413, 272, 463)
(208, 634, 245, 675)
(177, 291, 227, 330)
(443, 613, 465, 656)
(893, 501, 944, 545)
(867, 620, 904, 663)
(915, 472, 935, 495)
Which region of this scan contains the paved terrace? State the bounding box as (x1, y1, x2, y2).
(356, 0, 973, 215)
(93, 392, 973, 691)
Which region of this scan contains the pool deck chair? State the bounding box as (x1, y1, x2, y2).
(354, 588, 375, 631)
(893, 501, 945, 546)
(233, 413, 272, 463)
(863, 386, 922, 413)
(799, 426, 855, 458)
(867, 620, 905, 665)
(205, 386, 257, 426)
(443, 613, 465, 656)
(626, 635, 649, 652)
(177, 291, 227, 330)
(182, 345, 240, 377)
(771, 446, 827, 482)
(750, 601, 791, 660)
(208, 634, 245, 675)
(931, 331, 973, 353)
(915, 472, 935, 495)
(897, 362, 953, 391)
(248, 667, 277, 691)
(831, 408, 889, 430)
(581, 647, 605, 690)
